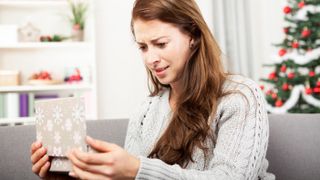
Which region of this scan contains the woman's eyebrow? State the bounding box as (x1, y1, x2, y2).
(150, 36, 168, 43)
(136, 41, 145, 45)
(136, 36, 168, 44)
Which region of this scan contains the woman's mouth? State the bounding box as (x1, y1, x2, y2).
(155, 66, 169, 77)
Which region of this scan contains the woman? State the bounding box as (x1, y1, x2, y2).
(30, 0, 275, 179)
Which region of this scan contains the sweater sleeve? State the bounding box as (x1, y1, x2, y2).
(135, 84, 271, 180)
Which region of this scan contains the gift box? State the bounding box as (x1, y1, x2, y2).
(35, 97, 87, 172)
(0, 70, 20, 86)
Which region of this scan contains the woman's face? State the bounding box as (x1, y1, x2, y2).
(133, 19, 193, 86)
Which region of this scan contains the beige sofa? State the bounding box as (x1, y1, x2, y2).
(0, 114, 319, 180)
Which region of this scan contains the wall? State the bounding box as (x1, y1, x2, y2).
(95, 0, 145, 119)
(249, 0, 286, 80)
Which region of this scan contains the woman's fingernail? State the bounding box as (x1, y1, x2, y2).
(69, 171, 76, 177)
(45, 161, 50, 167)
(36, 141, 42, 147)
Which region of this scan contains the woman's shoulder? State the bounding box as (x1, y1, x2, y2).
(223, 74, 260, 93)
(217, 74, 265, 113)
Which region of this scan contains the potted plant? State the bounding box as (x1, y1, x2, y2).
(68, 0, 88, 41)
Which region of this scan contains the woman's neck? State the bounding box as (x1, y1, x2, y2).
(169, 84, 180, 111)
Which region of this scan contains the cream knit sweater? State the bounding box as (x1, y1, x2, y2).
(125, 75, 275, 180)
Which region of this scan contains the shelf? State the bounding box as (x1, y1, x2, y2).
(0, 83, 93, 93)
(0, 42, 93, 49)
(0, 0, 68, 7)
(0, 0, 98, 122)
(0, 117, 35, 125)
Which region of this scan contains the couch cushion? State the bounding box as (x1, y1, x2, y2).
(267, 114, 320, 180)
(0, 119, 128, 180)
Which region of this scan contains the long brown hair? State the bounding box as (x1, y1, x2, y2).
(131, 0, 227, 168)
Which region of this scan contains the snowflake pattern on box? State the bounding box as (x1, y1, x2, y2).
(35, 97, 87, 172)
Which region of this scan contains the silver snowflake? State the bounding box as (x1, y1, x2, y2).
(36, 132, 43, 142)
(35, 107, 45, 125)
(53, 106, 63, 124)
(46, 120, 53, 132)
(72, 104, 85, 123)
(52, 158, 63, 167)
(54, 132, 61, 144)
(64, 118, 72, 131)
(73, 131, 81, 145)
(53, 146, 62, 156)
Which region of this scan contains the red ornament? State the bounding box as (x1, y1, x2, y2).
(301, 28, 311, 38)
(316, 80, 320, 87)
(260, 85, 264, 90)
(288, 72, 295, 79)
(282, 83, 289, 91)
(269, 72, 277, 80)
(305, 87, 313, 94)
(280, 65, 287, 72)
(283, 6, 292, 14)
(266, 90, 273, 95)
(283, 27, 289, 34)
(298, 1, 305, 8)
(314, 87, 320, 93)
(309, 71, 315, 77)
(278, 49, 287, 56)
(292, 41, 299, 48)
(275, 99, 283, 107)
(272, 93, 278, 99)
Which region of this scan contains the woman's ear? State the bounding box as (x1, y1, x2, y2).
(189, 38, 195, 49)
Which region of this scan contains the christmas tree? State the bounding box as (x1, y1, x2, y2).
(260, 0, 320, 113)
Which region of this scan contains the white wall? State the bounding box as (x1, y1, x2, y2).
(95, 0, 146, 119)
(95, 0, 215, 119)
(249, 0, 286, 80)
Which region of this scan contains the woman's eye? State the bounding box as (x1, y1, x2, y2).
(139, 46, 147, 51)
(157, 43, 167, 48)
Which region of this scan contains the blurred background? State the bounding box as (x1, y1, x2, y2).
(1, 0, 319, 124)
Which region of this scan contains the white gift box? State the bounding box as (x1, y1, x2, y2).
(0, 25, 18, 43)
(0, 70, 20, 86)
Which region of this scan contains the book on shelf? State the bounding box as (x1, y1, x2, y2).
(19, 93, 28, 117)
(6, 93, 19, 118)
(28, 93, 35, 117)
(0, 91, 94, 123)
(0, 92, 59, 121)
(0, 94, 5, 118)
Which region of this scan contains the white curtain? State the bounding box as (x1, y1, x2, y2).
(211, 0, 257, 79)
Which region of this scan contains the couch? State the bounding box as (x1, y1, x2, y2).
(0, 114, 319, 180)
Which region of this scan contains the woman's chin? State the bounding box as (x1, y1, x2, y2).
(157, 78, 171, 85)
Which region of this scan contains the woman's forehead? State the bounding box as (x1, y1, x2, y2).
(133, 19, 177, 42)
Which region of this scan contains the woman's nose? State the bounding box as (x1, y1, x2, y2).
(145, 49, 160, 65)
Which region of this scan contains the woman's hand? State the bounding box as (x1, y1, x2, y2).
(30, 141, 51, 178)
(67, 136, 140, 180)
